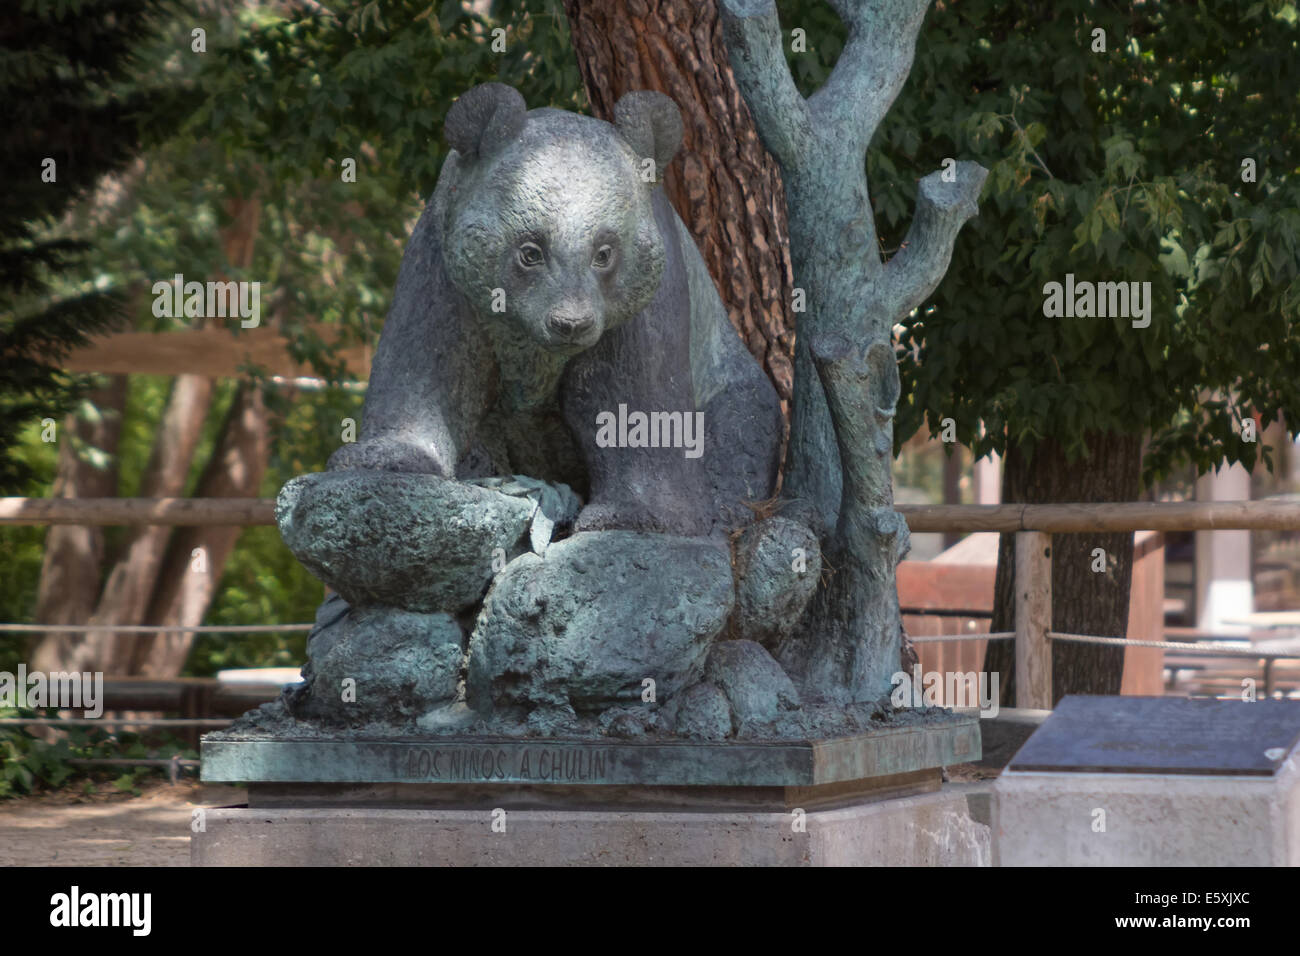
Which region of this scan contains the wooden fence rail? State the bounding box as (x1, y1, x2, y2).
(0, 497, 276, 526)
(899, 500, 1300, 533)
(5, 496, 1300, 531)
(5, 496, 1299, 709)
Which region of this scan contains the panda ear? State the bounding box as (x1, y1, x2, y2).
(445, 83, 527, 161)
(613, 91, 683, 185)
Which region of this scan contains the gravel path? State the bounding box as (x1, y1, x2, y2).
(0, 781, 245, 867)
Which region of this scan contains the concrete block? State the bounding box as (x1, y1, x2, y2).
(994, 757, 1300, 866)
(192, 789, 990, 867)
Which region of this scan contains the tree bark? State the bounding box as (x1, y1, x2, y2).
(985, 432, 1143, 706)
(942, 445, 963, 551)
(29, 376, 127, 674)
(563, 0, 796, 408)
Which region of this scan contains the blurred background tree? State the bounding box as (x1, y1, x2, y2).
(864, 0, 1300, 701)
(0, 0, 191, 492)
(0, 0, 196, 678)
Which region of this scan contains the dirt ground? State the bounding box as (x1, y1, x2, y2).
(0, 780, 245, 867)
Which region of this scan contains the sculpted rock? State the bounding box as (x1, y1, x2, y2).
(668, 681, 733, 740)
(732, 516, 821, 648)
(704, 639, 800, 726)
(287, 596, 464, 726)
(277, 470, 542, 614)
(466, 531, 733, 713)
(598, 707, 655, 738)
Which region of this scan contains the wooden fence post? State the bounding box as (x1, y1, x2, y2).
(1016, 530, 1053, 709)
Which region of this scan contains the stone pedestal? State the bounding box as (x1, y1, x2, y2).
(995, 762, 1300, 866)
(192, 791, 990, 866)
(194, 716, 990, 866)
(993, 696, 1300, 866)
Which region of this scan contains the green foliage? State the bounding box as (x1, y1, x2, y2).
(0, 0, 197, 491)
(782, 0, 1300, 484)
(0, 706, 194, 799)
(190, 0, 585, 200)
(0, 415, 59, 674)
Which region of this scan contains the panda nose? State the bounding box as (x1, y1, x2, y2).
(546, 310, 595, 338)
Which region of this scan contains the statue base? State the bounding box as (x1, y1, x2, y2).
(194, 717, 990, 866)
(200, 715, 980, 787)
(191, 788, 990, 866)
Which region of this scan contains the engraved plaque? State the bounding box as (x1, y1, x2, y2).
(1008, 695, 1300, 776)
(201, 716, 982, 787)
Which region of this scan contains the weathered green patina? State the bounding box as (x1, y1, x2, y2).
(204, 713, 980, 787)
(206, 1, 987, 774)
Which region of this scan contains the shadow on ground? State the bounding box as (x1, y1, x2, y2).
(0, 781, 245, 867)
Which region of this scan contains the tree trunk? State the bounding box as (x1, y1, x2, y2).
(29, 376, 127, 674)
(985, 432, 1143, 706)
(563, 0, 796, 408)
(92, 373, 216, 673)
(132, 382, 273, 676)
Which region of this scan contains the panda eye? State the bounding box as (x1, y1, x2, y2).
(591, 244, 614, 270)
(518, 242, 544, 267)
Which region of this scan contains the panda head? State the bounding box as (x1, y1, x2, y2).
(439, 84, 682, 355)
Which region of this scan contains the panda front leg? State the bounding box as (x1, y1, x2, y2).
(560, 309, 718, 536)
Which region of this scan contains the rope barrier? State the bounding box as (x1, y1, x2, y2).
(0, 718, 234, 727)
(910, 632, 1014, 643)
(1048, 631, 1300, 658)
(908, 630, 1300, 659)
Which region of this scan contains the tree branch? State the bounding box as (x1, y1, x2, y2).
(719, 0, 814, 170)
(880, 160, 988, 321)
(811, 0, 935, 148)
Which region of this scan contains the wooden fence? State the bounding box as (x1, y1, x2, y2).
(5, 497, 1300, 530)
(5, 496, 1300, 710)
